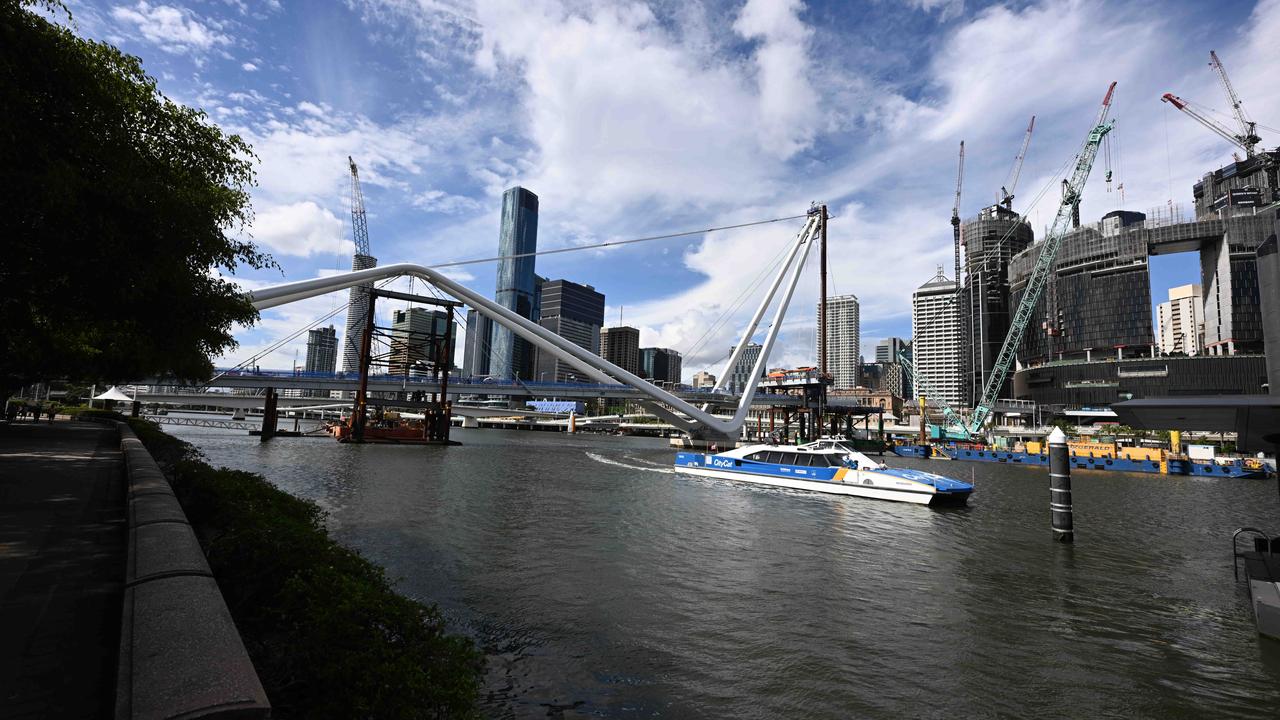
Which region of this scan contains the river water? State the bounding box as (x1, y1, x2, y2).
(164, 423, 1280, 718)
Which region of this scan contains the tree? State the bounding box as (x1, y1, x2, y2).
(0, 1, 273, 394)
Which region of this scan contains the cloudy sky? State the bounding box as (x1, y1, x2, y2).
(58, 0, 1280, 379)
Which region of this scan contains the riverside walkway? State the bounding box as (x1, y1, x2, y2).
(0, 421, 125, 718)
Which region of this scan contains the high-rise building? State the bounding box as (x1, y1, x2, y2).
(875, 337, 909, 364)
(1158, 284, 1205, 355)
(304, 325, 338, 374)
(388, 307, 452, 377)
(640, 347, 682, 385)
(340, 254, 378, 373)
(819, 295, 860, 389)
(912, 268, 964, 408)
(462, 309, 492, 378)
(534, 279, 605, 382)
(727, 342, 763, 394)
(600, 326, 640, 376)
(692, 371, 717, 389)
(963, 204, 1034, 405)
(489, 186, 540, 380)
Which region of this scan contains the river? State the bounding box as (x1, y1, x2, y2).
(163, 423, 1280, 718)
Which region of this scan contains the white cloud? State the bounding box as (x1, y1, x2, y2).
(110, 1, 231, 54)
(241, 61, 258, 72)
(733, 0, 820, 158)
(412, 189, 482, 214)
(902, 0, 965, 21)
(249, 201, 350, 257)
(471, 0, 821, 216)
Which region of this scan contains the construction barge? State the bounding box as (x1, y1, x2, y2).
(893, 439, 1268, 478)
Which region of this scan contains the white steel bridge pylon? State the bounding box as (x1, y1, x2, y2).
(247, 212, 823, 440)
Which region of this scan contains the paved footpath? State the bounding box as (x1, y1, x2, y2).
(0, 421, 126, 719)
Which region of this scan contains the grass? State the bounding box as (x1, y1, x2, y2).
(126, 418, 484, 719)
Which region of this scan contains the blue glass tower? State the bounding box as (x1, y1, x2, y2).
(489, 187, 539, 379)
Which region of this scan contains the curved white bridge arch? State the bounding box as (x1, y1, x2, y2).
(247, 213, 821, 440)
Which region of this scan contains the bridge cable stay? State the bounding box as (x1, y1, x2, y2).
(246, 213, 822, 439)
(678, 239, 797, 363)
(428, 215, 808, 269)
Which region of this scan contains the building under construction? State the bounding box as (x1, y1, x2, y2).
(1009, 209, 1153, 366)
(962, 203, 1033, 406)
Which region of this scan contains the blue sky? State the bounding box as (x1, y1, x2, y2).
(57, 0, 1280, 379)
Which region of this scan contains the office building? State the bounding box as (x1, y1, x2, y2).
(819, 295, 860, 389)
(641, 347, 682, 385)
(727, 342, 763, 394)
(912, 269, 964, 408)
(534, 279, 605, 382)
(304, 325, 338, 374)
(692, 371, 717, 389)
(462, 309, 492, 378)
(600, 326, 640, 376)
(489, 186, 540, 380)
(963, 204, 1034, 404)
(875, 337, 909, 364)
(388, 307, 452, 377)
(1158, 284, 1205, 355)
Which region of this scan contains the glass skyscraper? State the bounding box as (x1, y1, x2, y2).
(489, 187, 540, 380)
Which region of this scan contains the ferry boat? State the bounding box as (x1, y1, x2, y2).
(674, 440, 973, 506)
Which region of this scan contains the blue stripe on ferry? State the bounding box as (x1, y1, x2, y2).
(875, 467, 973, 493)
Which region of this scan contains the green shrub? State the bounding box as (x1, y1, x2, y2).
(130, 421, 484, 719)
(63, 405, 127, 422)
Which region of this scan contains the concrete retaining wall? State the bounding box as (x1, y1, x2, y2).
(116, 423, 271, 719)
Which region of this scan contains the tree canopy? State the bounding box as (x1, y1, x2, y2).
(0, 0, 272, 392)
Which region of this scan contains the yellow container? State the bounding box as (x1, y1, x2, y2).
(1118, 446, 1164, 462)
(1026, 441, 1043, 455)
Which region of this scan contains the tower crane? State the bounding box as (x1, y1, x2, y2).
(1209, 50, 1261, 157)
(1162, 50, 1265, 162)
(348, 156, 371, 257)
(951, 141, 965, 294)
(901, 82, 1118, 439)
(1000, 116, 1036, 210)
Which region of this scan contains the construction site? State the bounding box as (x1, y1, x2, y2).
(902, 49, 1279, 445)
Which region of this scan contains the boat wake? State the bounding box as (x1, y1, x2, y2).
(585, 452, 676, 474)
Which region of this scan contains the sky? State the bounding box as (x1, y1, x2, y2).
(54, 0, 1280, 380)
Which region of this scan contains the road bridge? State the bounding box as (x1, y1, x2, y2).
(132, 375, 874, 411)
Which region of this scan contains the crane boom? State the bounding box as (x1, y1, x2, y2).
(951, 141, 964, 302)
(1000, 116, 1036, 209)
(348, 156, 371, 257)
(968, 81, 1117, 431)
(1161, 93, 1260, 159)
(1208, 50, 1259, 156)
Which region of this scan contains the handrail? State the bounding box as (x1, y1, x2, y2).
(1232, 526, 1272, 581)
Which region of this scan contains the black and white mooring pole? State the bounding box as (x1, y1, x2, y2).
(1048, 427, 1074, 543)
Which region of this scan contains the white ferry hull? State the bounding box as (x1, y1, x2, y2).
(680, 466, 937, 505)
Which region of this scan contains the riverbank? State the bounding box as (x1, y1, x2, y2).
(126, 418, 484, 718)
